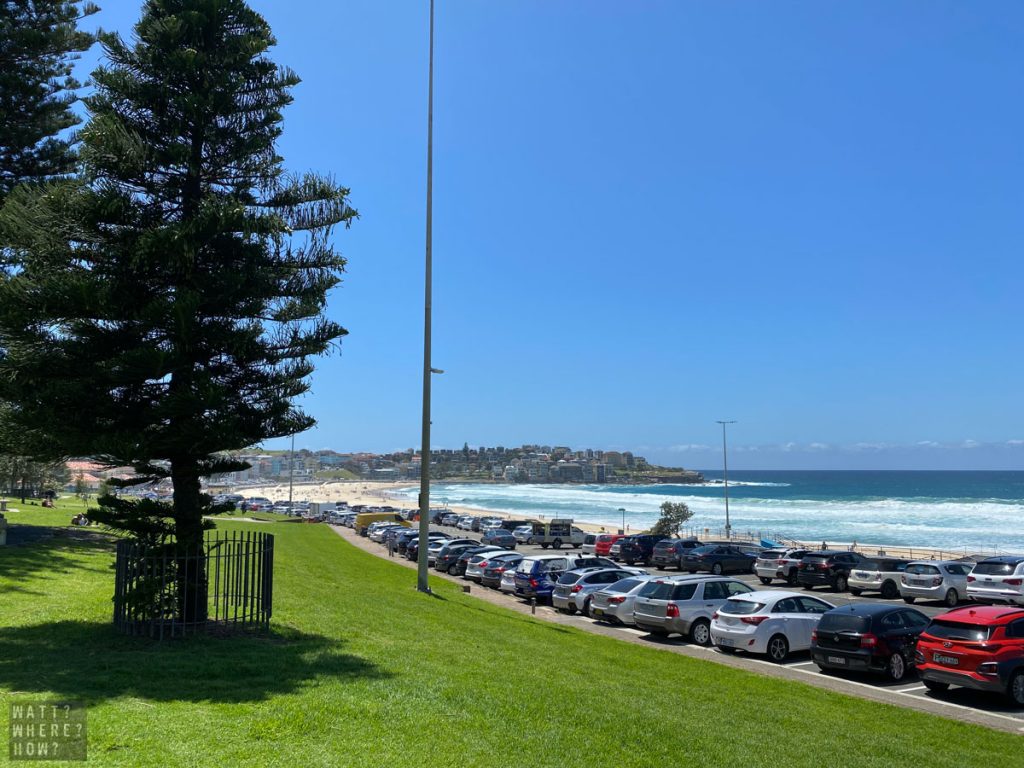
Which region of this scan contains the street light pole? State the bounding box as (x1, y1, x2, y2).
(416, 0, 436, 594)
(716, 420, 736, 539)
(288, 432, 295, 510)
(619, 507, 625, 535)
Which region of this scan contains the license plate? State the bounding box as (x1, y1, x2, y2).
(913, 579, 929, 586)
(592, 608, 604, 616)
(933, 653, 959, 666)
(855, 572, 868, 578)
(827, 656, 846, 665)
(717, 638, 735, 647)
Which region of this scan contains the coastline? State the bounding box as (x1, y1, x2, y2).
(235, 479, 981, 562)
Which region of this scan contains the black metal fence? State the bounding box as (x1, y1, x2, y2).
(113, 531, 274, 639)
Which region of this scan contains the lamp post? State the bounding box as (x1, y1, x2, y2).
(416, 0, 437, 594)
(619, 507, 625, 535)
(287, 432, 296, 511)
(716, 420, 736, 539)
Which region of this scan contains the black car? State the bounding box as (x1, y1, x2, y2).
(619, 534, 669, 566)
(651, 538, 703, 570)
(433, 542, 481, 572)
(679, 544, 756, 575)
(811, 603, 932, 681)
(798, 550, 867, 591)
(480, 554, 523, 588)
(449, 546, 503, 576)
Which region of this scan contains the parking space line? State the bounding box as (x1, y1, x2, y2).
(891, 690, 1024, 724)
(898, 685, 927, 693)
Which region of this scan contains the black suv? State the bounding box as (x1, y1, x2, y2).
(798, 550, 867, 591)
(651, 538, 703, 570)
(619, 534, 669, 566)
(811, 603, 931, 681)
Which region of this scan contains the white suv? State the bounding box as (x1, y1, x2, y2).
(967, 556, 1024, 605)
(754, 548, 812, 586)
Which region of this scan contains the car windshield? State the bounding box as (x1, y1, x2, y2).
(689, 546, 715, 555)
(926, 620, 992, 642)
(760, 550, 787, 559)
(639, 581, 675, 599)
(973, 562, 1019, 576)
(608, 578, 643, 593)
(720, 598, 763, 615)
(817, 613, 870, 633)
(906, 564, 941, 576)
(557, 572, 585, 585)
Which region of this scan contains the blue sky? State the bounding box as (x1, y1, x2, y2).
(79, 2, 1023, 469)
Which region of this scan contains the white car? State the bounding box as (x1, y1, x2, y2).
(711, 590, 835, 661)
(754, 548, 813, 586)
(464, 550, 518, 582)
(581, 534, 598, 555)
(499, 569, 517, 593)
(589, 575, 654, 626)
(512, 525, 533, 544)
(848, 557, 911, 599)
(966, 556, 1024, 605)
(899, 560, 973, 607)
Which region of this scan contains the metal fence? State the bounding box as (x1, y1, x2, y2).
(113, 530, 274, 639)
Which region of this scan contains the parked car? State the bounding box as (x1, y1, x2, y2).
(651, 538, 703, 570)
(680, 545, 757, 575)
(512, 525, 534, 544)
(438, 544, 498, 575)
(581, 534, 598, 555)
(810, 603, 932, 681)
(590, 575, 655, 626)
(848, 557, 911, 599)
(481, 528, 517, 549)
(633, 575, 754, 645)
(711, 590, 835, 662)
(480, 553, 524, 589)
(620, 534, 668, 566)
(551, 568, 638, 616)
(499, 568, 518, 593)
(899, 560, 973, 607)
(498, 519, 537, 532)
(915, 605, 1024, 704)
(428, 538, 477, 567)
(595, 533, 626, 557)
(754, 548, 813, 586)
(463, 548, 515, 580)
(512, 555, 620, 601)
(458, 516, 480, 531)
(797, 550, 868, 591)
(441, 513, 460, 526)
(966, 556, 1024, 606)
(405, 534, 449, 561)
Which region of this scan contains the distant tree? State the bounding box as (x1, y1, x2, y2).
(0, 0, 355, 621)
(650, 501, 694, 537)
(73, 470, 88, 503)
(0, 0, 98, 204)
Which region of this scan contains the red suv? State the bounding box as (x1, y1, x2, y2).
(594, 534, 625, 557)
(915, 605, 1024, 705)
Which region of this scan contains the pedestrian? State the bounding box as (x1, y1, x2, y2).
(821, 541, 827, 550)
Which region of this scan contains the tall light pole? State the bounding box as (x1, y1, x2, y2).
(716, 420, 736, 539)
(288, 432, 296, 511)
(619, 507, 625, 535)
(416, 0, 436, 594)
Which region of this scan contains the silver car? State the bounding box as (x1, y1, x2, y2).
(590, 575, 654, 626)
(499, 568, 517, 593)
(754, 548, 812, 586)
(551, 567, 639, 616)
(633, 575, 755, 645)
(899, 559, 973, 607)
(848, 557, 911, 599)
(512, 525, 533, 544)
(464, 550, 518, 582)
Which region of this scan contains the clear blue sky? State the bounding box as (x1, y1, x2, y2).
(80, 1, 1024, 470)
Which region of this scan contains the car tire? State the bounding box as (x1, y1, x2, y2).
(1008, 672, 1024, 707)
(552, 539, 563, 549)
(803, 584, 814, 591)
(759, 577, 772, 585)
(540, 543, 549, 550)
(903, 596, 916, 604)
(447, 564, 459, 575)
(625, 561, 635, 566)
(644, 557, 652, 567)
(582, 597, 593, 618)
(767, 634, 790, 663)
(923, 679, 949, 693)
(849, 587, 862, 596)
(886, 652, 907, 682)
(718, 646, 738, 654)
(834, 575, 848, 592)
(750, 562, 757, 575)
(881, 581, 899, 600)
(689, 618, 712, 646)
(945, 589, 959, 608)
(711, 563, 723, 575)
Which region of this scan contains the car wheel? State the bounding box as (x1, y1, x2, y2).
(644, 557, 652, 567)
(447, 564, 459, 575)
(582, 597, 593, 618)
(540, 543, 549, 550)
(834, 575, 848, 592)
(923, 679, 949, 693)
(945, 589, 959, 607)
(1008, 672, 1024, 707)
(625, 561, 635, 566)
(750, 562, 757, 575)
(903, 596, 916, 604)
(880, 581, 899, 600)
(689, 618, 712, 646)
(563, 603, 577, 615)
(886, 652, 907, 682)
(759, 577, 772, 585)
(849, 587, 862, 596)
(767, 634, 790, 663)
(656, 564, 665, 570)
(718, 646, 738, 654)
(552, 538, 563, 549)
(803, 584, 814, 591)
(711, 563, 723, 575)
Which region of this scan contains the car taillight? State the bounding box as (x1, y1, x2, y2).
(609, 596, 626, 604)
(666, 603, 680, 618)
(529, 579, 538, 588)
(967, 575, 976, 583)
(1007, 579, 1023, 586)
(931, 577, 942, 587)
(571, 584, 583, 593)
(741, 616, 769, 626)
(478, 561, 488, 568)
(776, 559, 787, 565)
(712, 612, 719, 620)
(811, 629, 818, 642)
(859, 633, 878, 648)
(818, 563, 828, 571)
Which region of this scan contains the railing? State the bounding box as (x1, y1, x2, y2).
(113, 531, 274, 639)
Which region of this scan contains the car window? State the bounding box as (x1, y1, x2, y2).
(880, 612, 905, 629)
(798, 597, 832, 614)
(944, 564, 966, 575)
(901, 610, 931, 629)
(726, 581, 753, 596)
(773, 597, 800, 613)
(671, 583, 698, 601)
(1006, 619, 1024, 639)
(640, 581, 675, 599)
(702, 581, 727, 600)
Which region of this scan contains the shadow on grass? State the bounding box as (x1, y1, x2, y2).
(0, 528, 114, 583)
(0, 621, 391, 704)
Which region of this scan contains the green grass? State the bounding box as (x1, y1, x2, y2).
(1, 518, 1021, 767)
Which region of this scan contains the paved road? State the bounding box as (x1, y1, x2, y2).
(347, 523, 1024, 735)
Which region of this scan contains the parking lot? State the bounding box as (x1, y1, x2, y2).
(340, 521, 1024, 734)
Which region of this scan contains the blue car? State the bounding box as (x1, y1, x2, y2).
(513, 554, 620, 601)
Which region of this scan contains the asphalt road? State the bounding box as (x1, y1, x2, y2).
(352, 523, 1024, 735)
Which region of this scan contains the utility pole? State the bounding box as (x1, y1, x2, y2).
(416, 0, 436, 594)
(619, 507, 625, 535)
(288, 432, 296, 511)
(716, 420, 736, 539)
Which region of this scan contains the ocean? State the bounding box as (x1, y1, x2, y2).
(393, 471, 1024, 553)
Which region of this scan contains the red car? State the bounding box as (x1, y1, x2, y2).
(915, 605, 1024, 705)
(594, 534, 626, 557)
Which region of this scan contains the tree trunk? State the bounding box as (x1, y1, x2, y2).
(171, 458, 207, 625)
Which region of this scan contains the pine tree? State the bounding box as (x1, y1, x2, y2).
(0, 0, 98, 203)
(0, 0, 356, 619)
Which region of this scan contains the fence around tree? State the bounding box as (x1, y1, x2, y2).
(113, 530, 274, 639)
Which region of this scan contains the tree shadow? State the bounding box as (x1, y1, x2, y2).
(0, 621, 391, 704)
(0, 528, 114, 583)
